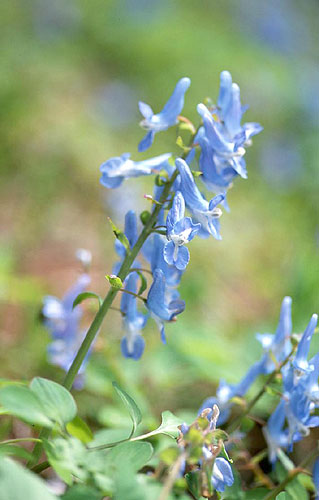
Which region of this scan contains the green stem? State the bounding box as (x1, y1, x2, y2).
(226, 351, 293, 435)
(0, 437, 42, 445)
(89, 428, 163, 452)
(31, 460, 50, 474)
(118, 288, 147, 303)
(263, 445, 318, 500)
(28, 168, 178, 468)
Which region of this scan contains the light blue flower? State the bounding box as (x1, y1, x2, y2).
(211, 457, 234, 492)
(263, 400, 291, 463)
(199, 360, 264, 426)
(292, 313, 318, 373)
(176, 157, 225, 239)
(145, 233, 183, 288)
(120, 272, 147, 360)
(164, 191, 200, 270)
(100, 152, 171, 188)
(146, 268, 185, 342)
(217, 70, 263, 143)
(197, 103, 248, 179)
(256, 296, 293, 374)
(196, 126, 239, 196)
(113, 210, 140, 275)
(284, 380, 319, 447)
(138, 77, 191, 152)
(42, 273, 91, 388)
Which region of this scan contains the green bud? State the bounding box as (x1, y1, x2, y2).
(140, 210, 151, 225)
(105, 275, 123, 289)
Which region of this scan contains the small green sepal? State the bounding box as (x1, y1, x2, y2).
(105, 275, 123, 289)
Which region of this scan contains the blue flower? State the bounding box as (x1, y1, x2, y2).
(145, 233, 183, 288)
(113, 210, 140, 275)
(263, 400, 291, 463)
(211, 457, 234, 492)
(196, 126, 239, 196)
(199, 361, 264, 426)
(42, 273, 91, 388)
(176, 157, 225, 239)
(120, 272, 147, 360)
(256, 296, 293, 374)
(164, 191, 200, 270)
(100, 152, 171, 188)
(197, 103, 248, 179)
(146, 268, 185, 342)
(217, 70, 263, 143)
(138, 77, 191, 152)
(292, 313, 318, 373)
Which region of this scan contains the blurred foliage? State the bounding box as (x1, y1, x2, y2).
(0, 0, 318, 468)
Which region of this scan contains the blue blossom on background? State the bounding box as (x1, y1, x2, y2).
(199, 360, 264, 426)
(176, 158, 224, 239)
(42, 273, 91, 389)
(120, 272, 147, 360)
(138, 77, 191, 152)
(263, 400, 291, 464)
(292, 313, 317, 373)
(164, 191, 200, 270)
(256, 296, 292, 374)
(146, 268, 185, 342)
(100, 152, 171, 188)
(211, 457, 234, 492)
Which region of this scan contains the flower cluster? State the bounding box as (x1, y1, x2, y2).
(179, 405, 234, 494)
(199, 296, 319, 463)
(99, 71, 262, 359)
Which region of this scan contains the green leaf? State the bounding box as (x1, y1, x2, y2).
(153, 410, 184, 438)
(0, 385, 52, 427)
(107, 441, 153, 471)
(106, 274, 123, 289)
(114, 467, 146, 500)
(0, 444, 33, 461)
(108, 217, 130, 252)
(43, 437, 88, 485)
(0, 457, 58, 500)
(297, 473, 315, 492)
(72, 292, 103, 309)
(66, 416, 93, 444)
(275, 494, 289, 500)
(112, 382, 142, 437)
(61, 485, 101, 500)
(275, 463, 308, 500)
(243, 488, 270, 499)
(90, 428, 130, 447)
(30, 377, 77, 426)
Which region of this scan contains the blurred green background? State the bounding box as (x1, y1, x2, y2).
(1, 0, 318, 432)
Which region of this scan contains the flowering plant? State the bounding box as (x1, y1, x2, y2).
(0, 71, 318, 500)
